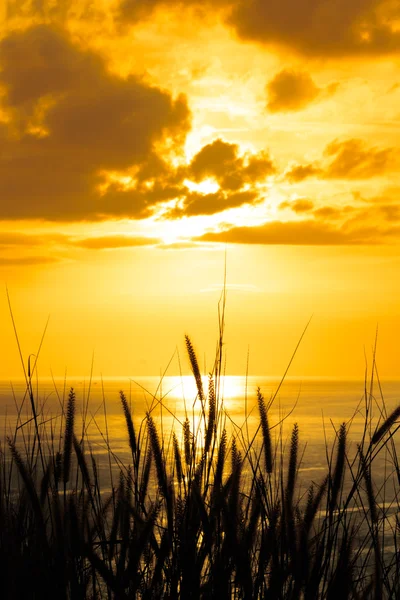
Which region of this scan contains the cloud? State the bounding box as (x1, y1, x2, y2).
(189, 139, 241, 189)
(74, 235, 161, 249)
(243, 151, 276, 181)
(279, 199, 315, 213)
(196, 220, 386, 246)
(285, 139, 398, 183)
(324, 138, 398, 179)
(116, 0, 160, 22)
(280, 199, 370, 224)
(229, 0, 400, 57)
(192, 190, 400, 246)
(313, 206, 348, 220)
(0, 25, 190, 221)
(266, 69, 320, 112)
(0, 27, 277, 224)
(285, 163, 322, 183)
(189, 138, 275, 191)
(157, 241, 206, 250)
(160, 139, 274, 218)
(116, 0, 230, 24)
(0, 232, 68, 246)
(114, 0, 400, 65)
(5, 0, 89, 24)
(0, 256, 60, 265)
(11, 0, 400, 61)
(165, 190, 259, 218)
(377, 204, 400, 221)
(346, 200, 400, 225)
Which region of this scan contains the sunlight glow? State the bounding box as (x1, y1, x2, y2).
(3, 0, 400, 383)
(97, 172, 135, 195)
(165, 375, 246, 405)
(184, 179, 220, 194)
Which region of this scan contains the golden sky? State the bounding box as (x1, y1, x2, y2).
(1, 0, 400, 378)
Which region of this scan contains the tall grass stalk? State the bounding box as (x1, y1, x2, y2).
(2, 328, 400, 598)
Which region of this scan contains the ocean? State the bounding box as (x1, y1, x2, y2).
(2, 374, 400, 560)
(1, 375, 400, 489)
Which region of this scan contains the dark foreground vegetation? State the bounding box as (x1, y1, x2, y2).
(1, 321, 400, 598)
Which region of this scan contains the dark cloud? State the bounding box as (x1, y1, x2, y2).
(159, 139, 274, 217)
(242, 151, 276, 181)
(190, 139, 241, 189)
(324, 138, 397, 179)
(229, 0, 400, 57)
(196, 220, 375, 245)
(0, 26, 277, 223)
(347, 201, 400, 224)
(117, 0, 167, 23)
(313, 206, 346, 220)
(377, 204, 400, 221)
(279, 199, 314, 213)
(0, 25, 191, 221)
(188, 138, 275, 191)
(116, 0, 230, 24)
(91, 179, 185, 221)
(166, 190, 258, 218)
(285, 163, 322, 183)
(74, 235, 160, 249)
(192, 194, 400, 246)
(285, 139, 398, 183)
(11, 0, 400, 60)
(114, 0, 400, 61)
(266, 69, 320, 112)
(280, 200, 365, 223)
(6, 0, 88, 23)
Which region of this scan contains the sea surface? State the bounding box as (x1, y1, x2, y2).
(2, 375, 400, 558)
(1, 375, 400, 484)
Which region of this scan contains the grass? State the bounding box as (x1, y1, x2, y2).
(1, 312, 400, 598)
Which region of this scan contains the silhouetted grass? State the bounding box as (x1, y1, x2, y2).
(1, 332, 400, 599)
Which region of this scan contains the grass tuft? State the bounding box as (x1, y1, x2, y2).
(2, 329, 400, 599)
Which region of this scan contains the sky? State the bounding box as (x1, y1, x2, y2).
(1, 0, 400, 378)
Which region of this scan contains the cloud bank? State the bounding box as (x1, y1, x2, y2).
(0, 25, 190, 220)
